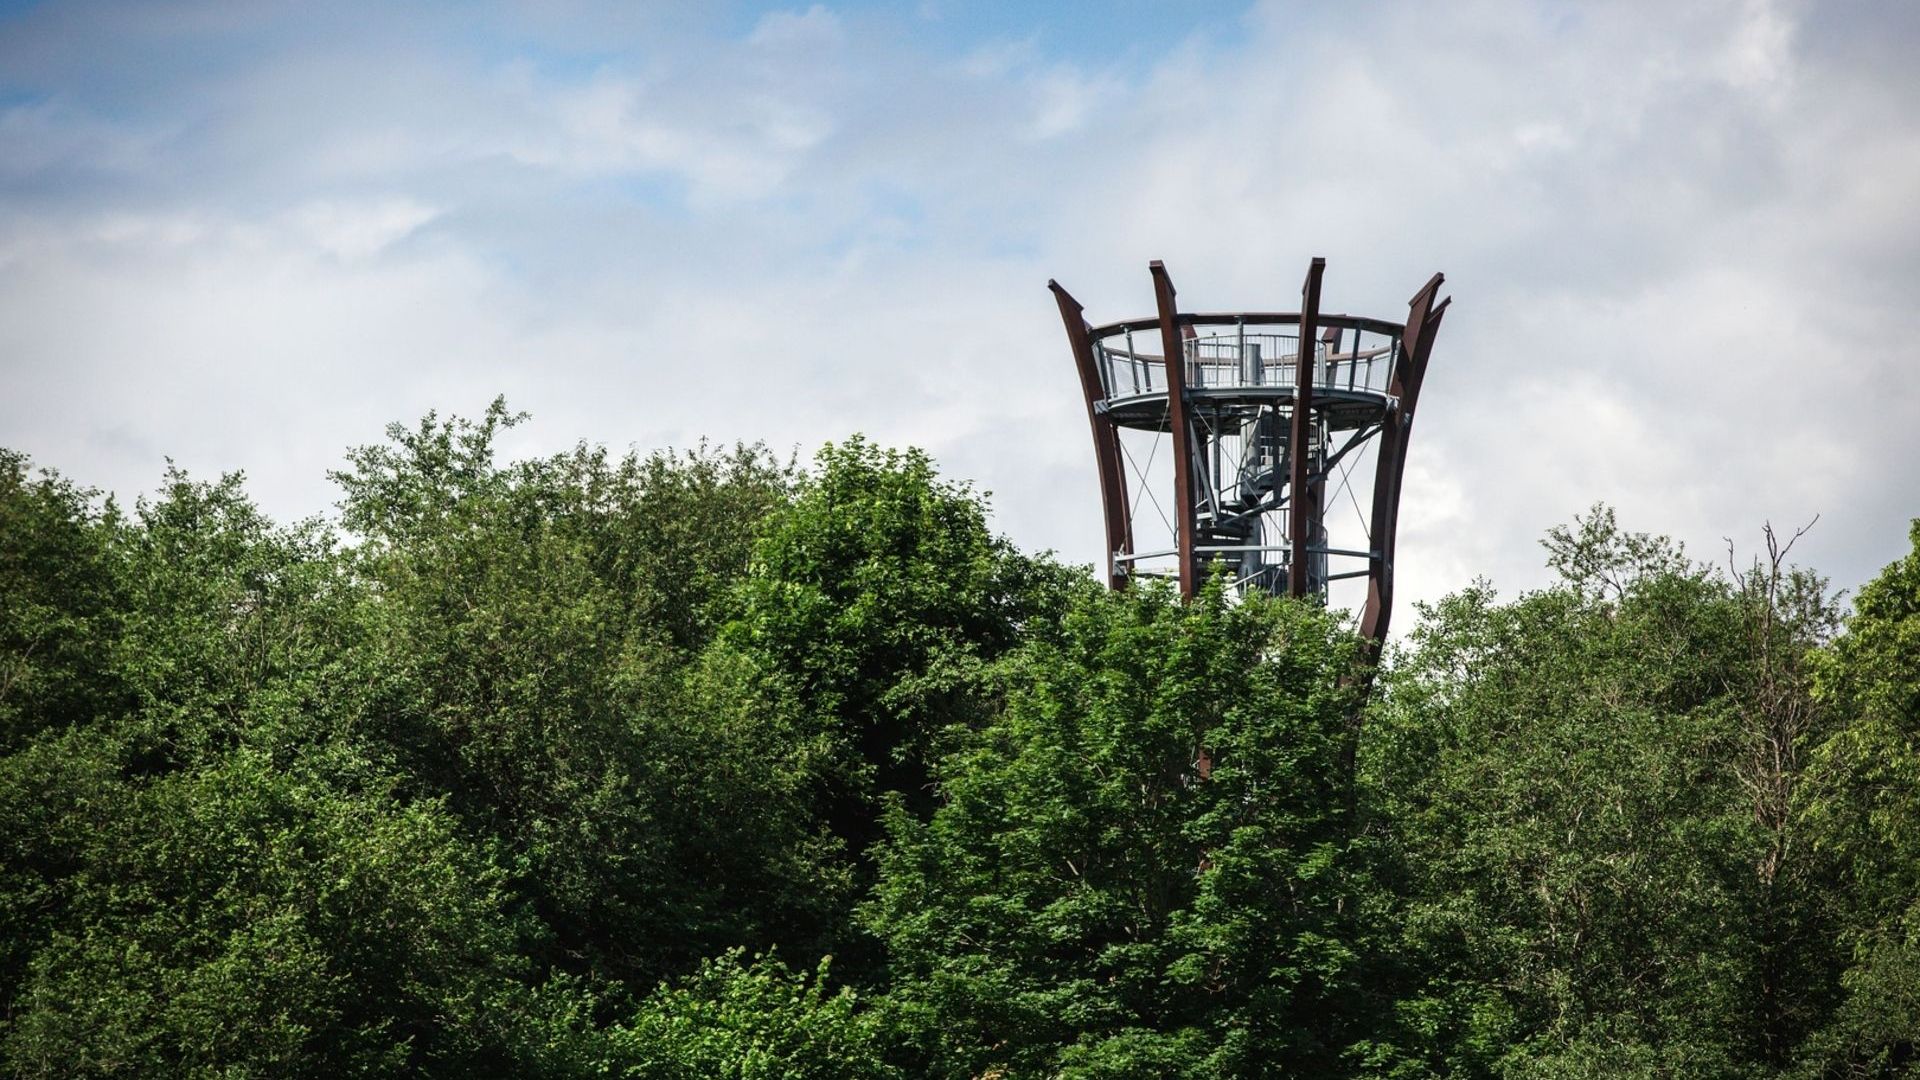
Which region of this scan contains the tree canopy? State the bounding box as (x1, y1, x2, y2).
(1, 407, 1916, 1077)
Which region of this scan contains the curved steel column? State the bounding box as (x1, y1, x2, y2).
(1288, 258, 1326, 597)
(1358, 272, 1450, 649)
(1149, 260, 1198, 598)
(1050, 280, 1134, 588)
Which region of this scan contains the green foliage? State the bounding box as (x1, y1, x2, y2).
(1, 406, 1914, 1077)
(866, 583, 1373, 1077)
(0, 406, 850, 1073)
(1801, 520, 1920, 1074)
(331, 400, 841, 983)
(4, 750, 540, 1077)
(0, 450, 125, 753)
(1365, 511, 1842, 1077)
(608, 951, 900, 1080)
(1540, 502, 1689, 601)
(728, 436, 1086, 853)
(0, 453, 127, 1018)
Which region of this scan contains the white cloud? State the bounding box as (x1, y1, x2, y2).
(1027, 67, 1120, 140)
(748, 5, 844, 50)
(286, 198, 440, 260)
(498, 52, 838, 203)
(1, 0, 1917, 623)
(1714, 0, 1797, 92)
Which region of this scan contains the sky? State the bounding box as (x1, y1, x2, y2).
(2, 0, 1918, 619)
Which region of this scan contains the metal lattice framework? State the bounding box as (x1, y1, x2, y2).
(1050, 257, 1450, 647)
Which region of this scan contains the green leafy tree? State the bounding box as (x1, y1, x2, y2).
(866, 582, 1374, 1078)
(8, 418, 1913, 1078)
(0, 455, 597, 1076)
(1, 458, 377, 1043)
(607, 950, 901, 1080)
(331, 401, 843, 984)
(0, 454, 129, 1020)
(727, 436, 1085, 858)
(1802, 520, 1920, 1075)
(2, 750, 555, 1077)
(1364, 507, 1839, 1077)
(0, 451, 126, 753)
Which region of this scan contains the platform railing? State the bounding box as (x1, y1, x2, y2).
(1093, 333, 1170, 397)
(1092, 329, 1397, 400)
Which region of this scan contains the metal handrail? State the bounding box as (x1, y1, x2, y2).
(1091, 330, 1396, 399)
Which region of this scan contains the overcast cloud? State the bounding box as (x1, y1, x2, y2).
(2, 0, 1917, 617)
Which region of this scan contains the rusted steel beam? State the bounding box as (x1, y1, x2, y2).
(1287, 257, 1326, 597)
(1149, 260, 1198, 598)
(1357, 272, 1450, 649)
(1103, 425, 1129, 585)
(1051, 280, 1134, 589)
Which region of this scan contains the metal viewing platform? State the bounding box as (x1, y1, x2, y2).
(1051, 258, 1450, 649)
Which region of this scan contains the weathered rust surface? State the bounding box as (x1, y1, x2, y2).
(1288, 257, 1326, 597)
(1056, 259, 1448, 651)
(1149, 260, 1197, 598)
(1050, 280, 1134, 588)
(1357, 272, 1449, 649)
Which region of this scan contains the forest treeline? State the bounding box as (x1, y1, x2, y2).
(3, 398, 1919, 1078)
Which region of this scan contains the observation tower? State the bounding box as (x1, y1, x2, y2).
(1050, 257, 1449, 646)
